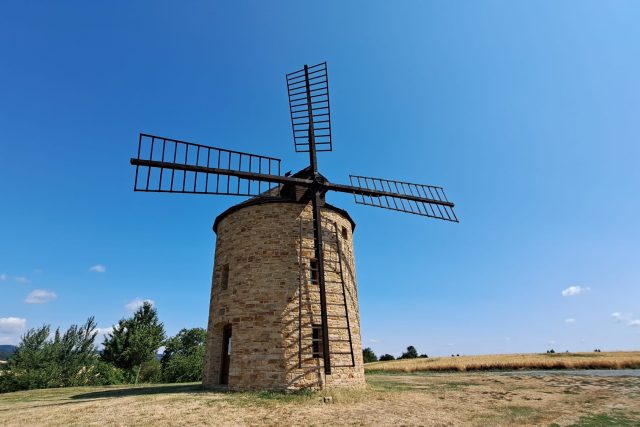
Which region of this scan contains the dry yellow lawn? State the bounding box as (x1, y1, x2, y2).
(365, 351, 640, 373)
(1, 371, 639, 426)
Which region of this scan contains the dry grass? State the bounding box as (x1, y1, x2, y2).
(1, 371, 639, 426)
(365, 351, 640, 373)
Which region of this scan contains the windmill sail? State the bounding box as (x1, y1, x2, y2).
(286, 62, 332, 153)
(131, 133, 283, 196)
(342, 175, 459, 222)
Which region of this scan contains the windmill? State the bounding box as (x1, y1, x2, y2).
(130, 62, 457, 385)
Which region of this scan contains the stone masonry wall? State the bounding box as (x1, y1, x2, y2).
(202, 201, 365, 391)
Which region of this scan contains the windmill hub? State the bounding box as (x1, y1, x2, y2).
(130, 61, 457, 391)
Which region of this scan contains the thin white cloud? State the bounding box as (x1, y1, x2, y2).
(561, 286, 589, 297)
(15, 276, 30, 284)
(89, 264, 107, 273)
(612, 312, 633, 323)
(369, 339, 379, 343)
(548, 340, 556, 345)
(629, 320, 640, 327)
(565, 318, 576, 323)
(25, 289, 57, 304)
(125, 298, 154, 312)
(0, 274, 7, 281)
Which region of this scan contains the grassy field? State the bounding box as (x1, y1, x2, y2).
(365, 351, 640, 373)
(1, 370, 639, 426)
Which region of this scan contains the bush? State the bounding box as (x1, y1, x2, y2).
(101, 302, 165, 384)
(0, 317, 114, 393)
(161, 328, 206, 383)
(379, 354, 395, 361)
(400, 346, 418, 359)
(362, 347, 378, 363)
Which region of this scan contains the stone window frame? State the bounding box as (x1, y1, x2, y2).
(341, 226, 349, 240)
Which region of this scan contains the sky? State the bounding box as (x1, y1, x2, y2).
(1, 1, 639, 357)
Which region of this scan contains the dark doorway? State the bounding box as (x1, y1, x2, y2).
(220, 324, 232, 385)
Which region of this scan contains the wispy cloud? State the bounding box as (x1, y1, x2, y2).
(611, 312, 632, 323)
(15, 276, 30, 284)
(0, 317, 27, 344)
(125, 298, 154, 312)
(0, 274, 7, 281)
(565, 318, 576, 323)
(89, 264, 107, 273)
(369, 338, 379, 343)
(25, 289, 57, 304)
(548, 340, 556, 345)
(629, 320, 640, 327)
(561, 286, 589, 297)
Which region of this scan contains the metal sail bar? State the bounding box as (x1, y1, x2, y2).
(286, 62, 332, 153)
(131, 133, 285, 196)
(342, 175, 459, 222)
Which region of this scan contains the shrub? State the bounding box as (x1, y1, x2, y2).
(161, 328, 206, 383)
(362, 348, 378, 363)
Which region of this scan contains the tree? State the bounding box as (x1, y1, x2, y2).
(0, 317, 118, 392)
(101, 302, 165, 384)
(379, 354, 395, 361)
(161, 328, 207, 383)
(400, 345, 418, 359)
(362, 347, 378, 363)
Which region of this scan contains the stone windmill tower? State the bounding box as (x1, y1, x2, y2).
(130, 62, 458, 390)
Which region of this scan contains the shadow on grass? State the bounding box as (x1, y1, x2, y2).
(71, 383, 224, 400)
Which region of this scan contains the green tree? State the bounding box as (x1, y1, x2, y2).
(101, 302, 165, 384)
(161, 328, 207, 383)
(0, 317, 118, 393)
(400, 345, 418, 359)
(379, 354, 395, 361)
(362, 347, 378, 363)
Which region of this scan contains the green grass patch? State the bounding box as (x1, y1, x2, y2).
(569, 410, 640, 426)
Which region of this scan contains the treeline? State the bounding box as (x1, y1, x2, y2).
(363, 345, 429, 363)
(0, 302, 205, 393)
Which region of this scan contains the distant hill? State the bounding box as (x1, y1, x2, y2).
(0, 345, 17, 360)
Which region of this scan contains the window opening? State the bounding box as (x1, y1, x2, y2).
(312, 324, 323, 358)
(221, 264, 229, 290)
(309, 259, 318, 285)
(341, 226, 348, 240)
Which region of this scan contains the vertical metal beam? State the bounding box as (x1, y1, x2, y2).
(304, 64, 331, 374)
(304, 65, 319, 176)
(312, 191, 331, 374)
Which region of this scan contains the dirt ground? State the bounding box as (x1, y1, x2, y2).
(1, 372, 639, 426)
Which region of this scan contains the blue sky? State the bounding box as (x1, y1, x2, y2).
(1, 1, 638, 356)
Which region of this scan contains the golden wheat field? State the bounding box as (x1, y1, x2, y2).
(364, 351, 640, 373)
(1, 371, 640, 426)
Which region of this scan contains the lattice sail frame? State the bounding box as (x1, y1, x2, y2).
(348, 175, 458, 222)
(286, 62, 332, 153)
(133, 133, 281, 196)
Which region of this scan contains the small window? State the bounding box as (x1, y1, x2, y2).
(341, 226, 348, 240)
(221, 264, 229, 290)
(312, 324, 323, 358)
(309, 259, 318, 285)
